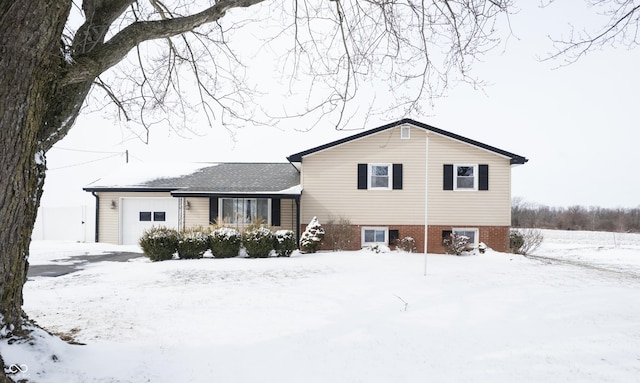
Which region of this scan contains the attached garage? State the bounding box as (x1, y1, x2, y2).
(120, 197, 179, 245)
(84, 163, 302, 245)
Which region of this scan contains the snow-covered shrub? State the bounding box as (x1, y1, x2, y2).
(510, 228, 544, 255)
(177, 228, 210, 259)
(274, 230, 297, 257)
(323, 217, 353, 251)
(366, 244, 390, 253)
(396, 236, 416, 253)
(509, 230, 525, 253)
(208, 227, 242, 258)
(243, 225, 274, 258)
(443, 232, 471, 256)
(300, 216, 325, 253)
(139, 226, 179, 262)
(478, 242, 487, 254)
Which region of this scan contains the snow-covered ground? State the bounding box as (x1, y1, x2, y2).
(2, 230, 640, 382)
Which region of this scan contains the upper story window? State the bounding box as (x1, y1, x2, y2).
(358, 163, 403, 190)
(443, 164, 489, 191)
(455, 164, 477, 190)
(369, 164, 391, 189)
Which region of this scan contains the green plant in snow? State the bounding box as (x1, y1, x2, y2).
(243, 225, 274, 258)
(208, 227, 242, 258)
(300, 216, 324, 253)
(510, 228, 544, 255)
(274, 230, 297, 257)
(139, 226, 179, 262)
(177, 227, 210, 259)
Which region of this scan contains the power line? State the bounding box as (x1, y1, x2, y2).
(52, 146, 124, 155)
(48, 153, 123, 171)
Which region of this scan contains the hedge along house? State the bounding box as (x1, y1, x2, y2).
(287, 119, 528, 253)
(83, 163, 301, 245)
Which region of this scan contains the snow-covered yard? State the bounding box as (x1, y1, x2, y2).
(2, 230, 640, 382)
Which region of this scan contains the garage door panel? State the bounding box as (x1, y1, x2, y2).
(121, 198, 179, 245)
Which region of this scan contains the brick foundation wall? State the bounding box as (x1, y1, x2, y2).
(428, 225, 510, 253)
(302, 224, 510, 253)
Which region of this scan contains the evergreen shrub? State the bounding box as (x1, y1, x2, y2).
(139, 226, 179, 261)
(209, 227, 242, 258)
(300, 216, 324, 253)
(509, 230, 525, 254)
(274, 230, 297, 257)
(243, 225, 274, 258)
(177, 228, 210, 259)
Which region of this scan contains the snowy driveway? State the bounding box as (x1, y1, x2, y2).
(27, 251, 143, 278)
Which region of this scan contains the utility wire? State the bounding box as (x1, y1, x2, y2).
(48, 153, 123, 171)
(52, 146, 124, 154)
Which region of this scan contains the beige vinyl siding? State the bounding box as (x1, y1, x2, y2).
(277, 199, 297, 231)
(427, 133, 512, 225)
(300, 125, 427, 225)
(300, 123, 514, 227)
(96, 191, 173, 244)
(184, 197, 210, 228)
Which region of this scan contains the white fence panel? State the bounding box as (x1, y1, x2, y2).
(32, 206, 95, 242)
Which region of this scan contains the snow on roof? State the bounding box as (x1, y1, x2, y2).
(277, 185, 302, 194)
(85, 162, 214, 189)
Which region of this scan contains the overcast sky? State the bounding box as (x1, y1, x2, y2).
(42, 1, 639, 210)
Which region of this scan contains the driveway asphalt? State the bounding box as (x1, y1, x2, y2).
(28, 252, 143, 278)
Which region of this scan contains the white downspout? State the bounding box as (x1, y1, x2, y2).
(424, 134, 429, 276)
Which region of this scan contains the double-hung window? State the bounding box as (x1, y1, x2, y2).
(369, 164, 391, 190)
(358, 163, 403, 190)
(221, 198, 269, 225)
(443, 164, 488, 191)
(455, 164, 477, 190)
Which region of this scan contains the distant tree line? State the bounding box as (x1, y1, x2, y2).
(511, 198, 640, 233)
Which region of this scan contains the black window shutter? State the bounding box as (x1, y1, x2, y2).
(443, 164, 454, 190)
(389, 230, 400, 245)
(479, 164, 489, 191)
(357, 164, 368, 189)
(209, 197, 219, 224)
(392, 164, 403, 190)
(271, 198, 281, 226)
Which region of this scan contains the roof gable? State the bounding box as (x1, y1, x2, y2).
(287, 118, 528, 165)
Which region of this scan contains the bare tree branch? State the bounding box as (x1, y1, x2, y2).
(544, 0, 640, 64)
(64, 0, 268, 85)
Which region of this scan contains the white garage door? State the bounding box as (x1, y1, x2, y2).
(121, 198, 179, 245)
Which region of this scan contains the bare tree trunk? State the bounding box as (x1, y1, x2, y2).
(0, 0, 73, 337)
